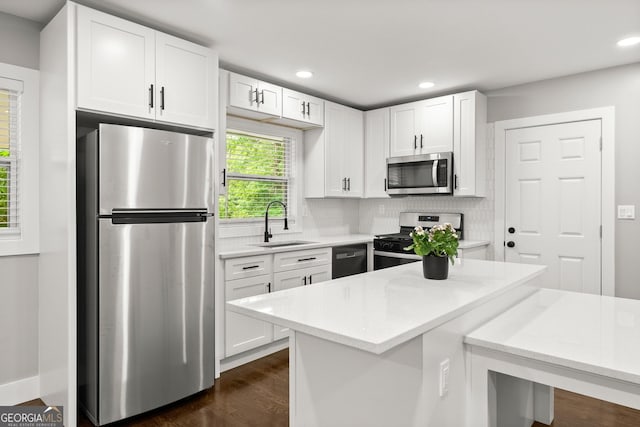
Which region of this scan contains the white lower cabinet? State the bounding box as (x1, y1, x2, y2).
(224, 248, 333, 359)
(225, 274, 273, 357)
(272, 264, 332, 340)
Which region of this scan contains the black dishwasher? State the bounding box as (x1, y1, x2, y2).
(332, 244, 368, 279)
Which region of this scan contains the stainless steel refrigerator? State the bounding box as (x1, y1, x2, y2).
(77, 123, 215, 425)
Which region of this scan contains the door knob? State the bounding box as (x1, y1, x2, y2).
(506, 241, 516, 248)
(508, 227, 515, 234)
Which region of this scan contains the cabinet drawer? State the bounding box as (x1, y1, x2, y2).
(273, 247, 331, 272)
(225, 255, 272, 281)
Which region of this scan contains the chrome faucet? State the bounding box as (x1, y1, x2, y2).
(264, 201, 288, 242)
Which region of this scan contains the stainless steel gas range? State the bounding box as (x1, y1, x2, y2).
(373, 212, 464, 270)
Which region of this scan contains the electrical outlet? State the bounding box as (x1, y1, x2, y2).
(439, 358, 450, 397)
(618, 205, 635, 220)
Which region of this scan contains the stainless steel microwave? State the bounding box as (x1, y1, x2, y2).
(386, 152, 453, 195)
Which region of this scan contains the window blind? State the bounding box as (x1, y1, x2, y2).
(219, 130, 292, 220)
(0, 80, 21, 232)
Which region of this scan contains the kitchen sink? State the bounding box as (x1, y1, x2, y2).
(252, 240, 317, 248)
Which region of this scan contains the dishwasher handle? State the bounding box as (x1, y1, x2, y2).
(335, 249, 366, 260)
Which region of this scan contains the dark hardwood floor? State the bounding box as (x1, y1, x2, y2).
(20, 350, 640, 426)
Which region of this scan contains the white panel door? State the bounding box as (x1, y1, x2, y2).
(228, 72, 258, 111)
(155, 33, 216, 129)
(417, 95, 453, 153)
(364, 108, 390, 198)
(257, 81, 281, 117)
(389, 103, 418, 157)
(282, 88, 307, 122)
(505, 120, 601, 294)
(225, 275, 273, 356)
(76, 5, 155, 119)
(324, 102, 348, 197)
(343, 106, 364, 197)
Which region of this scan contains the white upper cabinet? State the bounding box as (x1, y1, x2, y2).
(228, 72, 281, 118)
(389, 95, 453, 157)
(304, 101, 363, 198)
(364, 107, 390, 198)
(453, 91, 487, 197)
(76, 5, 216, 129)
(281, 88, 324, 127)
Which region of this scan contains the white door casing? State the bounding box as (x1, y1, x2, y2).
(494, 107, 615, 296)
(505, 120, 601, 294)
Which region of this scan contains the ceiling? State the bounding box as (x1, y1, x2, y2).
(1, 0, 639, 109)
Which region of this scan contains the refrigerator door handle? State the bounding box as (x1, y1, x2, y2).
(108, 209, 213, 224)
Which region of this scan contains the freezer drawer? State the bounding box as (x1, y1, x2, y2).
(96, 218, 214, 424)
(96, 124, 213, 213)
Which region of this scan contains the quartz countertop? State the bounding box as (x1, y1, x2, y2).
(218, 234, 489, 259)
(227, 259, 545, 354)
(218, 234, 375, 259)
(465, 289, 640, 385)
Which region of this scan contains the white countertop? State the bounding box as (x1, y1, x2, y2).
(218, 234, 375, 259)
(218, 233, 489, 259)
(227, 259, 545, 354)
(465, 289, 640, 385)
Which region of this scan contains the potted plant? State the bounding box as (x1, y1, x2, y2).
(404, 223, 459, 279)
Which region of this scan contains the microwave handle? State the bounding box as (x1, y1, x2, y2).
(432, 159, 439, 186)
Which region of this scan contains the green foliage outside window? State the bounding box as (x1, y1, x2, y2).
(0, 161, 7, 228)
(0, 89, 9, 228)
(219, 132, 289, 219)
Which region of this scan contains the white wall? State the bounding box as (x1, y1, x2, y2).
(0, 12, 40, 400)
(487, 62, 640, 299)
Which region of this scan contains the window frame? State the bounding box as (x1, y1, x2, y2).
(218, 117, 302, 238)
(0, 62, 39, 256)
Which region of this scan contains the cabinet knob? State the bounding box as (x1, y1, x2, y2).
(506, 241, 516, 248)
(508, 227, 515, 234)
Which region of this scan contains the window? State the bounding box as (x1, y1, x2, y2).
(0, 63, 38, 256)
(0, 86, 19, 231)
(219, 129, 292, 220)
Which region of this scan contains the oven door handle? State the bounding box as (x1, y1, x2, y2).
(374, 250, 421, 260)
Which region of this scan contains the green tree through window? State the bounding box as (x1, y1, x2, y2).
(219, 131, 291, 219)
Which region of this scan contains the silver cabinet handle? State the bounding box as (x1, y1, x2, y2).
(254, 88, 259, 104)
(306, 102, 310, 115)
(342, 177, 347, 191)
(301, 101, 306, 115)
(260, 90, 265, 104)
(347, 177, 351, 191)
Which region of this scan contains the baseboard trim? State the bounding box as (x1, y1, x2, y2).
(221, 339, 289, 372)
(0, 375, 40, 405)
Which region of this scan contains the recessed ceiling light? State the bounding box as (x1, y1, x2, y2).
(296, 70, 313, 79)
(418, 81, 435, 89)
(617, 36, 640, 47)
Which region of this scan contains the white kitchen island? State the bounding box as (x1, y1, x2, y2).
(227, 259, 546, 427)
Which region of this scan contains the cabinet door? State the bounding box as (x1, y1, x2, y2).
(364, 108, 390, 198)
(228, 72, 258, 112)
(257, 81, 281, 117)
(389, 103, 418, 157)
(323, 102, 347, 197)
(453, 91, 486, 197)
(304, 94, 325, 126)
(155, 33, 216, 129)
(77, 5, 156, 120)
(343, 107, 364, 197)
(225, 275, 273, 356)
(271, 265, 332, 340)
(416, 95, 453, 153)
